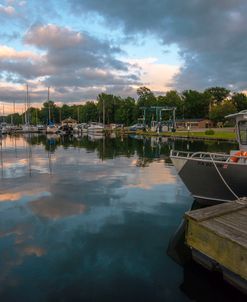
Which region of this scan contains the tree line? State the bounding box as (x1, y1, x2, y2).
(2, 86, 247, 126)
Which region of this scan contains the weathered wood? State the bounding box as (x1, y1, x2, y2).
(202, 219, 247, 247)
(185, 198, 247, 222)
(185, 199, 247, 291)
(215, 214, 247, 236)
(239, 208, 247, 217)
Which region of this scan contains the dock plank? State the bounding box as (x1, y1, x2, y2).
(238, 208, 247, 217)
(185, 199, 247, 222)
(202, 218, 247, 247)
(185, 200, 247, 292)
(215, 213, 247, 235)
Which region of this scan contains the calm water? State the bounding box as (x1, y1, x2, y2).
(0, 134, 244, 302)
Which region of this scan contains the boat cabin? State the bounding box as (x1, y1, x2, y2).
(226, 110, 247, 151)
(61, 117, 78, 127)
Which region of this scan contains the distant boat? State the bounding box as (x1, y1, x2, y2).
(170, 110, 247, 204)
(0, 122, 7, 135)
(88, 133, 104, 141)
(87, 122, 104, 133)
(46, 123, 58, 134)
(37, 124, 46, 132)
(21, 124, 31, 132)
(46, 87, 59, 134)
(129, 123, 145, 131)
(73, 123, 88, 133)
(57, 124, 74, 135)
(21, 124, 38, 133)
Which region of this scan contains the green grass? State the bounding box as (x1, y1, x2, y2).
(163, 131, 236, 140)
(119, 126, 237, 140)
(123, 129, 236, 140)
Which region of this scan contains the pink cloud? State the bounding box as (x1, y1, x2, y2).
(25, 24, 83, 49)
(0, 4, 15, 16)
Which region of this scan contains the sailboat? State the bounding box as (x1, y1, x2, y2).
(21, 84, 38, 133)
(21, 84, 30, 132)
(46, 87, 58, 134)
(1, 105, 7, 135)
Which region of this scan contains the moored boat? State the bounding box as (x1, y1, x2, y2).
(0, 122, 7, 135)
(87, 122, 104, 133)
(170, 110, 247, 204)
(46, 123, 58, 134)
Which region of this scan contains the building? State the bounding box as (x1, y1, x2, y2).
(61, 117, 78, 127)
(176, 118, 215, 129)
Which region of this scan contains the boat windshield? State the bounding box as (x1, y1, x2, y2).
(238, 120, 247, 144)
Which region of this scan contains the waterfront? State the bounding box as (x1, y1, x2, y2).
(0, 134, 245, 301)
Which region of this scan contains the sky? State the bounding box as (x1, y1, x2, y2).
(0, 0, 247, 113)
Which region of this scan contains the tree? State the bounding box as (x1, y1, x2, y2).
(136, 86, 157, 107)
(136, 87, 157, 124)
(115, 97, 137, 125)
(209, 100, 236, 123)
(97, 93, 118, 124)
(183, 90, 210, 118)
(205, 87, 230, 104)
(60, 104, 72, 121)
(157, 90, 183, 117)
(40, 100, 58, 124)
(82, 101, 98, 122)
(231, 93, 247, 112)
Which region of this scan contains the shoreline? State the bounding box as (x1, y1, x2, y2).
(112, 127, 237, 142)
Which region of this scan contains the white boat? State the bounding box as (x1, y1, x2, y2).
(73, 123, 88, 133)
(46, 124, 58, 134)
(87, 122, 104, 133)
(170, 110, 247, 204)
(88, 133, 104, 141)
(0, 122, 7, 135)
(37, 124, 46, 132)
(21, 124, 38, 133)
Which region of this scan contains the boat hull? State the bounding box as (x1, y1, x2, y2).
(171, 156, 247, 203)
(87, 128, 104, 133)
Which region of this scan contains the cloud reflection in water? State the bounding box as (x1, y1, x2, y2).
(0, 134, 193, 302)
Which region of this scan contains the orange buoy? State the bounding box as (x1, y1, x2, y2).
(230, 151, 247, 162)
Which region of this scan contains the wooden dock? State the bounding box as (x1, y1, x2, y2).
(185, 198, 247, 294)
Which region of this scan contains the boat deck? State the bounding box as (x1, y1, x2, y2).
(185, 198, 247, 293)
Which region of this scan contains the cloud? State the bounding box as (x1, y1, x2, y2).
(0, 4, 15, 16)
(126, 57, 179, 92)
(24, 24, 128, 71)
(0, 45, 40, 61)
(0, 24, 141, 103)
(25, 24, 83, 50)
(69, 0, 247, 91)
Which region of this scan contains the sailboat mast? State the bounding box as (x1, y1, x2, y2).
(103, 99, 105, 128)
(2, 104, 4, 122)
(24, 84, 27, 124)
(13, 100, 15, 125)
(26, 84, 30, 125)
(48, 86, 51, 124)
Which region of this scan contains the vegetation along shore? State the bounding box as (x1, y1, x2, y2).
(1, 86, 247, 128)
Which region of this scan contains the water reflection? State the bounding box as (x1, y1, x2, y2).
(0, 134, 242, 301)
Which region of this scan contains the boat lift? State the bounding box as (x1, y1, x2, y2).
(140, 106, 176, 132)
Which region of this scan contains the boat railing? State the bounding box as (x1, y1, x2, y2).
(170, 150, 195, 158)
(171, 149, 247, 163)
(170, 150, 238, 162)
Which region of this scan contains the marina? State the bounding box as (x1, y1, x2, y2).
(0, 133, 245, 301)
(1, 0, 247, 300)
